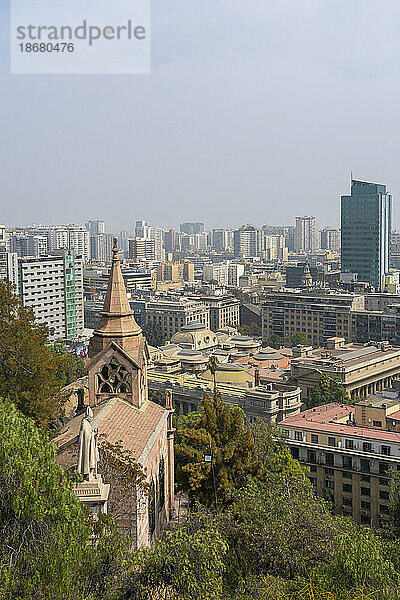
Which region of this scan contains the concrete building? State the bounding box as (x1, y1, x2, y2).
(18, 251, 84, 342)
(261, 291, 365, 347)
(148, 367, 301, 423)
(281, 398, 400, 528)
(194, 294, 240, 330)
(180, 222, 204, 235)
(321, 228, 341, 254)
(157, 261, 194, 283)
(146, 296, 210, 340)
(295, 216, 318, 252)
(390, 232, 400, 269)
(129, 238, 156, 262)
(0, 225, 18, 287)
(290, 339, 400, 400)
(341, 180, 391, 291)
(234, 225, 258, 258)
(56, 239, 174, 548)
(85, 220, 105, 236)
(135, 221, 164, 261)
(203, 263, 229, 285)
(211, 229, 229, 252)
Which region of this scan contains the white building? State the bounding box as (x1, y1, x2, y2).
(18, 251, 84, 342)
(295, 216, 318, 253)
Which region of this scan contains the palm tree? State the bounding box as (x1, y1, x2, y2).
(207, 355, 219, 392)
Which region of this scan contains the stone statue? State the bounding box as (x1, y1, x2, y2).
(77, 406, 99, 480)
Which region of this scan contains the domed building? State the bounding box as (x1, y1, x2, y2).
(199, 363, 254, 387)
(170, 322, 218, 351)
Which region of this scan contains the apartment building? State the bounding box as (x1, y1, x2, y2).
(129, 238, 155, 262)
(281, 397, 400, 528)
(291, 339, 400, 400)
(18, 251, 84, 342)
(146, 297, 210, 340)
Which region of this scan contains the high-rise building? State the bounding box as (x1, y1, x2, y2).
(134, 221, 164, 260)
(0, 225, 18, 287)
(341, 180, 391, 291)
(85, 220, 105, 236)
(295, 216, 317, 252)
(90, 233, 114, 262)
(129, 238, 155, 262)
(390, 232, 400, 269)
(320, 228, 341, 253)
(233, 225, 257, 258)
(211, 229, 229, 252)
(18, 251, 84, 342)
(180, 222, 204, 235)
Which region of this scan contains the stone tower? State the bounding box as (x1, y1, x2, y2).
(87, 238, 149, 408)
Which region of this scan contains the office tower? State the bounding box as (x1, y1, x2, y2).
(26, 224, 90, 261)
(233, 225, 257, 258)
(295, 216, 317, 252)
(341, 180, 391, 291)
(258, 233, 288, 261)
(320, 228, 341, 253)
(180, 222, 204, 235)
(18, 250, 84, 342)
(85, 220, 105, 235)
(118, 231, 130, 257)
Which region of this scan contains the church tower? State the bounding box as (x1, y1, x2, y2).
(86, 238, 149, 408)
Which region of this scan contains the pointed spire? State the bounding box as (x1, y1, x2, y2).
(88, 238, 143, 358)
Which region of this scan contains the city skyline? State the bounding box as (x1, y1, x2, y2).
(2, 1, 400, 229)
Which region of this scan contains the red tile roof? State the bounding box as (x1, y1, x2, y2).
(281, 403, 400, 444)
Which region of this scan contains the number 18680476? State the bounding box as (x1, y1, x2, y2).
(19, 43, 75, 53)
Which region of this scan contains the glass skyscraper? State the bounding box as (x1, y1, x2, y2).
(341, 180, 391, 291)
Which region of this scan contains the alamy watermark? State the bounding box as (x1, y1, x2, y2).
(11, 0, 151, 74)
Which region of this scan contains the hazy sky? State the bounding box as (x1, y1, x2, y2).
(2, 0, 400, 232)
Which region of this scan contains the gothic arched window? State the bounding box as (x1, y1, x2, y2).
(97, 358, 132, 394)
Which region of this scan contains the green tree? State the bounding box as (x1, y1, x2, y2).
(175, 390, 262, 507)
(289, 331, 309, 347)
(268, 334, 282, 349)
(52, 342, 87, 387)
(0, 280, 67, 426)
(142, 322, 165, 347)
(0, 398, 90, 600)
(123, 525, 228, 600)
(207, 355, 219, 391)
(304, 374, 351, 409)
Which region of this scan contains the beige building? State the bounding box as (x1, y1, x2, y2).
(281, 397, 400, 528)
(146, 296, 209, 341)
(261, 291, 364, 347)
(56, 239, 174, 548)
(291, 338, 400, 400)
(157, 261, 194, 283)
(193, 295, 240, 330)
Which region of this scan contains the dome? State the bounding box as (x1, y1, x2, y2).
(171, 324, 217, 350)
(199, 364, 254, 386)
(252, 347, 284, 361)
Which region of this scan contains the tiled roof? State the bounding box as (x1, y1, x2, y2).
(280, 402, 400, 444)
(55, 398, 167, 462)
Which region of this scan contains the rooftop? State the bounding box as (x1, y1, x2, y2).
(281, 403, 400, 444)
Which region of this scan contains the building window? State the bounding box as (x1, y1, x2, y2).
(380, 490, 390, 500)
(343, 483, 352, 493)
(345, 439, 354, 450)
(294, 431, 303, 441)
(361, 474, 370, 482)
(363, 442, 372, 452)
(379, 462, 389, 476)
(361, 501, 370, 510)
(360, 515, 370, 525)
(325, 480, 334, 489)
(158, 457, 165, 510)
(97, 358, 132, 395)
(361, 459, 370, 473)
(291, 447, 299, 460)
(373, 420, 382, 428)
(325, 453, 334, 467)
(328, 437, 336, 447)
(381, 446, 391, 456)
(361, 487, 371, 497)
(342, 497, 352, 507)
(148, 479, 156, 538)
(307, 450, 316, 463)
(325, 467, 334, 476)
(311, 434, 319, 443)
(342, 456, 352, 469)
(379, 504, 389, 514)
(342, 471, 352, 480)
